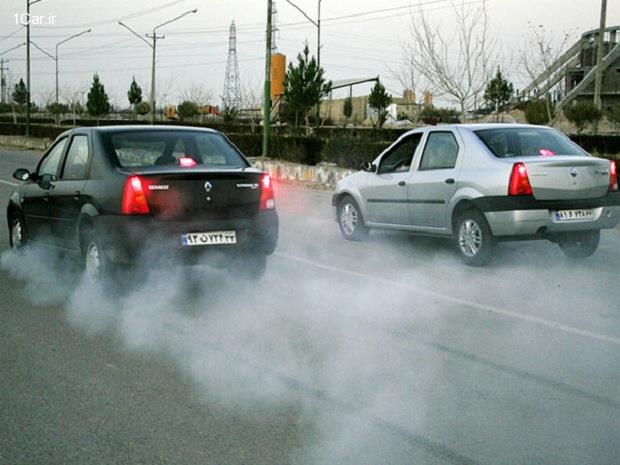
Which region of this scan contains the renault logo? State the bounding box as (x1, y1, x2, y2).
(204, 181, 212, 193)
(570, 168, 578, 178)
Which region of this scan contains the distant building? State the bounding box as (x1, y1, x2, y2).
(320, 88, 425, 126)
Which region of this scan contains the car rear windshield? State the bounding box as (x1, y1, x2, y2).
(106, 130, 249, 169)
(474, 128, 585, 158)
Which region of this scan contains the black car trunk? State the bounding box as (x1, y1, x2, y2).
(135, 170, 263, 221)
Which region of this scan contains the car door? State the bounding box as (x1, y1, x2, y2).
(21, 137, 68, 244)
(49, 134, 90, 250)
(407, 130, 461, 229)
(359, 133, 422, 225)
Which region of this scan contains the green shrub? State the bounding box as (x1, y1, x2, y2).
(419, 106, 460, 124)
(524, 99, 550, 125)
(135, 101, 151, 116)
(564, 101, 602, 133)
(607, 104, 620, 131)
(46, 102, 70, 115)
(177, 101, 198, 121)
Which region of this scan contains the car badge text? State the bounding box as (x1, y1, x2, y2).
(236, 183, 259, 189)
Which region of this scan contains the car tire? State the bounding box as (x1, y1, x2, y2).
(9, 214, 27, 251)
(558, 230, 600, 259)
(229, 254, 267, 281)
(338, 195, 368, 241)
(455, 210, 494, 266)
(83, 230, 114, 284)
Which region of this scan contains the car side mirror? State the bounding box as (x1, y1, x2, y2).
(13, 168, 31, 182)
(360, 162, 376, 173)
(38, 173, 57, 190)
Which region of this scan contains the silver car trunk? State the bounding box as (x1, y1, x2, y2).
(522, 156, 610, 200)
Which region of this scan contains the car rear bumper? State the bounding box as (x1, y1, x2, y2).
(473, 193, 620, 236)
(92, 210, 278, 264)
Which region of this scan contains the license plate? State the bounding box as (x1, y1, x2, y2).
(181, 231, 237, 246)
(554, 209, 594, 221)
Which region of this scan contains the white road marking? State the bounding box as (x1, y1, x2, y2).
(0, 179, 18, 187)
(275, 251, 620, 348)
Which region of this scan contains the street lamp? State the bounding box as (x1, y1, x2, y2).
(284, 0, 322, 70)
(284, 0, 323, 125)
(55, 29, 91, 124)
(0, 42, 27, 56)
(26, 0, 44, 136)
(34, 30, 92, 124)
(119, 8, 198, 124)
(0, 43, 25, 104)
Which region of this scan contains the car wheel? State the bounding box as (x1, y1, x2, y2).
(229, 254, 267, 281)
(558, 230, 600, 259)
(9, 215, 27, 251)
(455, 210, 494, 266)
(83, 231, 113, 284)
(338, 195, 368, 241)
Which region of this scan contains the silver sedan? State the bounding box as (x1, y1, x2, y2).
(332, 124, 620, 265)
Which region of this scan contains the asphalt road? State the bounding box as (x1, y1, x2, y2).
(1, 147, 619, 465)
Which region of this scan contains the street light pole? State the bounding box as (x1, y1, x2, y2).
(147, 9, 197, 124)
(120, 9, 197, 125)
(0, 42, 26, 103)
(25, 0, 43, 136)
(284, 0, 323, 126)
(146, 32, 162, 125)
(263, 0, 273, 157)
(54, 29, 90, 125)
(593, 0, 607, 111)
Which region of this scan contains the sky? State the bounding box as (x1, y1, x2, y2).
(1, 0, 618, 109)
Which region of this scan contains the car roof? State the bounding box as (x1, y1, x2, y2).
(69, 125, 220, 134)
(404, 123, 551, 135)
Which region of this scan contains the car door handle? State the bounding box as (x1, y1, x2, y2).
(444, 178, 455, 184)
(398, 181, 406, 187)
(43, 193, 50, 202)
(73, 191, 81, 201)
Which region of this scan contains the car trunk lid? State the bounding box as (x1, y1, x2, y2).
(131, 169, 264, 221)
(520, 156, 611, 200)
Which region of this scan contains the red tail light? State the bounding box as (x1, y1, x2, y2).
(121, 175, 150, 215)
(259, 174, 275, 210)
(508, 162, 533, 196)
(610, 160, 618, 192)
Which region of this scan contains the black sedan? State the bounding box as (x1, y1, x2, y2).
(6, 126, 279, 281)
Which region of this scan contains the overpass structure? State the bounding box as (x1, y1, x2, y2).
(515, 26, 620, 113)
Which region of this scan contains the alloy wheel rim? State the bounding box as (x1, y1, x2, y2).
(11, 219, 23, 249)
(85, 242, 101, 282)
(340, 203, 358, 235)
(459, 219, 482, 257)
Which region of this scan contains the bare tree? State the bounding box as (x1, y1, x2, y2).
(157, 77, 176, 110)
(179, 82, 215, 107)
(519, 23, 577, 121)
(64, 83, 88, 126)
(178, 82, 215, 123)
(239, 77, 262, 131)
(37, 87, 56, 109)
(404, 0, 496, 117)
(387, 54, 427, 96)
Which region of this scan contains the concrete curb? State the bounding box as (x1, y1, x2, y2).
(250, 158, 354, 189)
(0, 135, 52, 151)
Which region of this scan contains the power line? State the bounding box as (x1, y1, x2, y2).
(0, 26, 25, 44)
(29, 0, 190, 29)
(29, 57, 263, 76)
